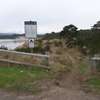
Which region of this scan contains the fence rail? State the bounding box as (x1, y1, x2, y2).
(0, 49, 49, 58)
(0, 58, 50, 69)
(0, 49, 50, 69)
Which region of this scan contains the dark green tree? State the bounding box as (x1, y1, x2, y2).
(63, 24, 78, 38)
(60, 24, 78, 47)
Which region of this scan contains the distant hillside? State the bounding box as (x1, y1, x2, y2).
(38, 32, 60, 40)
(0, 33, 25, 39)
(40, 25, 100, 55)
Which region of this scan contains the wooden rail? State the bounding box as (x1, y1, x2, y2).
(0, 59, 50, 70)
(0, 49, 49, 58)
(0, 49, 50, 69)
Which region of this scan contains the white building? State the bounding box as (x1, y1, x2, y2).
(24, 21, 37, 48)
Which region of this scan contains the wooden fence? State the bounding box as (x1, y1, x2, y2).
(0, 49, 50, 69)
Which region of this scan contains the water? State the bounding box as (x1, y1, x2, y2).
(0, 39, 25, 50)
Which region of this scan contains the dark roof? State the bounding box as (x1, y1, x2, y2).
(93, 24, 100, 27)
(97, 21, 100, 24)
(24, 21, 37, 25)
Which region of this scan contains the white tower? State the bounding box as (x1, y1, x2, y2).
(24, 21, 37, 48)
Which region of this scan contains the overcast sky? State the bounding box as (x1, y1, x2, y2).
(0, 0, 100, 34)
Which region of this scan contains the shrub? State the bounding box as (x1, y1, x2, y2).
(15, 47, 45, 54)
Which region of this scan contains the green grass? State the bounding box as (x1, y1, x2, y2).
(79, 61, 100, 93)
(0, 66, 51, 94)
(79, 62, 88, 75)
(86, 76, 100, 90)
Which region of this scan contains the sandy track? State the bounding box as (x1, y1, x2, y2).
(0, 86, 99, 100)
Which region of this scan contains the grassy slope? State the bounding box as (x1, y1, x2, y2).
(0, 66, 51, 94)
(78, 61, 100, 93)
(85, 76, 100, 93)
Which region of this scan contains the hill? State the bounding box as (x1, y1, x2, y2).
(40, 25, 100, 55)
(0, 33, 25, 39)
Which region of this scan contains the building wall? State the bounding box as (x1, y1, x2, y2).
(25, 24, 37, 38)
(24, 21, 37, 48)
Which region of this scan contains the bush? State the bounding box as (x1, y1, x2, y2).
(15, 47, 46, 54)
(53, 40, 63, 47)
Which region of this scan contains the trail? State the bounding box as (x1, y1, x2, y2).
(0, 53, 99, 100)
(0, 47, 99, 100)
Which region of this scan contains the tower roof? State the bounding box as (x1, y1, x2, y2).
(24, 21, 37, 25)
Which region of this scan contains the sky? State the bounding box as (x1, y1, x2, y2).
(0, 0, 100, 34)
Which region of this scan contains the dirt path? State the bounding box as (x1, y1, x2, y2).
(0, 67, 99, 100)
(0, 72, 99, 100)
(0, 50, 99, 100)
(0, 86, 99, 100)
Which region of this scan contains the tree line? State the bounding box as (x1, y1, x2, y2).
(42, 24, 100, 55)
